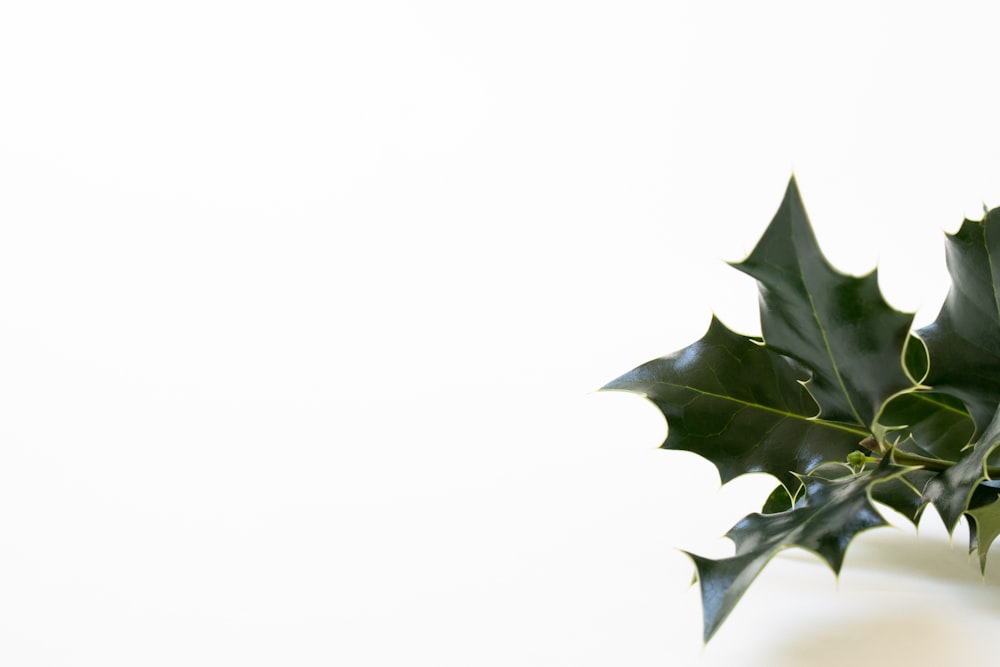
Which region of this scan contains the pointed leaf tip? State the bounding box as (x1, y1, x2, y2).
(785, 172, 801, 197)
(730, 180, 915, 426)
(924, 403, 1000, 532)
(918, 211, 1000, 433)
(690, 459, 902, 641)
(598, 316, 864, 489)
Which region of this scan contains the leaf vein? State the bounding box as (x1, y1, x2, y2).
(651, 380, 868, 436)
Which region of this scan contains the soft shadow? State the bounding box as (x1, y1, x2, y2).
(758, 528, 1000, 666)
(768, 613, 970, 667)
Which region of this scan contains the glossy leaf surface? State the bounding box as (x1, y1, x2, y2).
(731, 178, 915, 426)
(688, 459, 905, 642)
(923, 404, 1000, 532)
(919, 208, 1000, 432)
(602, 316, 866, 490)
(876, 391, 974, 461)
(602, 179, 1000, 642)
(868, 467, 935, 525)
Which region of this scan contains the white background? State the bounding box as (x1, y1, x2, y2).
(3, 1, 1000, 665)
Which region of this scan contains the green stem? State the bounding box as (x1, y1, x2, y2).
(888, 450, 959, 472)
(883, 449, 1000, 478)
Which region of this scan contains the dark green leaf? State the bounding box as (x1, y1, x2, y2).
(868, 467, 935, 525)
(876, 391, 974, 462)
(601, 316, 867, 490)
(967, 493, 1000, 573)
(731, 177, 915, 426)
(687, 458, 905, 642)
(760, 461, 925, 518)
(601, 179, 1000, 641)
(918, 207, 1000, 433)
(761, 482, 798, 514)
(904, 334, 930, 384)
(922, 403, 1000, 532)
(805, 459, 932, 526)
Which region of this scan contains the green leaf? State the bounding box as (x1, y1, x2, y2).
(922, 403, 1000, 532)
(868, 467, 936, 525)
(876, 391, 974, 462)
(904, 334, 930, 384)
(761, 482, 799, 514)
(601, 178, 1000, 641)
(731, 177, 915, 426)
(966, 491, 1000, 573)
(687, 458, 906, 642)
(601, 316, 867, 490)
(918, 207, 1000, 433)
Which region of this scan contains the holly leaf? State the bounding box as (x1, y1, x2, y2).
(761, 482, 799, 514)
(876, 391, 974, 462)
(918, 207, 1000, 433)
(966, 489, 1000, 573)
(687, 458, 906, 642)
(922, 403, 1000, 532)
(763, 462, 934, 525)
(731, 177, 915, 426)
(868, 467, 936, 525)
(601, 179, 1000, 641)
(601, 316, 867, 490)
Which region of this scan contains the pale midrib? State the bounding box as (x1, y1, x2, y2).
(911, 391, 970, 417)
(800, 262, 867, 427)
(652, 380, 869, 437)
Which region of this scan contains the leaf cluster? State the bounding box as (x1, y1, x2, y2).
(602, 178, 1000, 641)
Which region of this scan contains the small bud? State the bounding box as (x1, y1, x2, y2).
(846, 450, 867, 469)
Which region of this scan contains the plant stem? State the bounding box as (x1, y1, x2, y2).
(887, 449, 1000, 478)
(888, 450, 957, 472)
